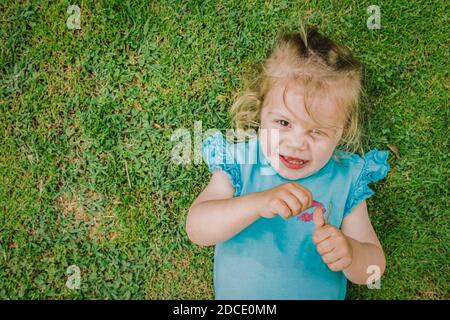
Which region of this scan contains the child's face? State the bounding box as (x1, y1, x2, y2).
(259, 80, 345, 180)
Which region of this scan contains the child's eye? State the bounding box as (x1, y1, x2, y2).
(311, 129, 325, 136)
(276, 120, 290, 127)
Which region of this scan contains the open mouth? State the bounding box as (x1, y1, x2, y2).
(279, 155, 309, 170)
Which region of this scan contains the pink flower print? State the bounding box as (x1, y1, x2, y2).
(297, 200, 327, 223)
(299, 212, 313, 222)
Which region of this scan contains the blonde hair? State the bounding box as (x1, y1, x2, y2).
(230, 26, 365, 161)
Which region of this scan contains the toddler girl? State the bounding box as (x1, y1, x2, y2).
(186, 26, 390, 300)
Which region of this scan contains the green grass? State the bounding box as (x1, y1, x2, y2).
(0, 0, 448, 299)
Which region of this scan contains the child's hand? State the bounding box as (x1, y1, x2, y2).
(257, 182, 313, 219)
(312, 208, 353, 272)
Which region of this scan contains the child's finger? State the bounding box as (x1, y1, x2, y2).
(286, 188, 310, 215)
(312, 225, 335, 244)
(282, 191, 303, 216)
(290, 183, 313, 208)
(327, 257, 351, 272)
(320, 250, 341, 265)
(274, 199, 293, 219)
(313, 207, 325, 228)
(316, 238, 335, 255)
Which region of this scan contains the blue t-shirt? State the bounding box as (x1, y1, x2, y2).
(201, 132, 390, 300)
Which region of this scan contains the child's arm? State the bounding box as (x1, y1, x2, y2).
(187, 169, 313, 246)
(312, 200, 386, 285)
(186, 169, 261, 246)
(340, 200, 386, 284)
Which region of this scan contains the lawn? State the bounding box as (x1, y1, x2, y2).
(0, 0, 448, 299)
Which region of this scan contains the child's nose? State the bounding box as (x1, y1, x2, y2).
(286, 131, 309, 150)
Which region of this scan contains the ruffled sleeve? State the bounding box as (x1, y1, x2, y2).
(343, 150, 390, 217)
(202, 132, 242, 196)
